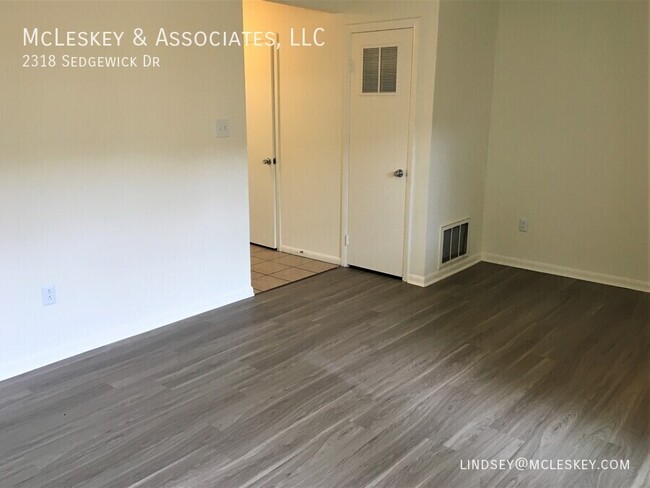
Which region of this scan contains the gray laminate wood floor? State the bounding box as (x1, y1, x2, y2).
(0, 263, 648, 488)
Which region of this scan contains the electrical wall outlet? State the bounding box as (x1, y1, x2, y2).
(215, 119, 230, 138)
(518, 218, 529, 233)
(41, 285, 56, 306)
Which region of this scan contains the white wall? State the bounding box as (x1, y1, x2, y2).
(0, 1, 252, 381)
(423, 0, 499, 283)
(244, 0, 344, 263)
(483, 0, 649, 291)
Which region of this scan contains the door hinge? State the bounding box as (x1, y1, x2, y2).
(344, 234, 350, 246)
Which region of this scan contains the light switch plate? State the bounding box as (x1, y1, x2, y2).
(216, 119, 230, 138)
(518, 218, 529, 233)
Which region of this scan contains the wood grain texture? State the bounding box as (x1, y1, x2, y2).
(0, 263, 647, 487)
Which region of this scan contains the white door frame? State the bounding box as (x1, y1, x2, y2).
(272, 39, 282, 250)
(341, 18, 420, 280)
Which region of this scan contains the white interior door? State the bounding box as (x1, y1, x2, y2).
(245, 43, 278, 248)
(348, 28, 413, 277)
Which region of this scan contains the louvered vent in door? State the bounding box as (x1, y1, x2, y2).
(362, 46, 398, 94)
(362, 48, 380, 93)
(441, 220, 469, 265)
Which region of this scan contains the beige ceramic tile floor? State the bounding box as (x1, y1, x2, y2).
(251, 244, 338, 293)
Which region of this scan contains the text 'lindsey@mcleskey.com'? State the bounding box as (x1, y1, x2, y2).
(460, 458, 631, 472)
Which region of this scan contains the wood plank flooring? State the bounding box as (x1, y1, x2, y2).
(0, 263, 647, 487)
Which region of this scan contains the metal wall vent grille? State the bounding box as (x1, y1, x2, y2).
(441, 220, 469, 265)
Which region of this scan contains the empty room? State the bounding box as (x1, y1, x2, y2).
(0, 0, 648, 487)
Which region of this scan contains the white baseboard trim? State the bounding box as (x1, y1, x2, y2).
(482, 253, 650, 293)
(405, 273, 426, 287)
(0, 286, 254, 382)
(407, 255, 482, 287)
(280, 245, 341, 265)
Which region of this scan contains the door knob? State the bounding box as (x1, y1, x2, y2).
(263, 158, 272, 165)
(393, 169, 405, 178)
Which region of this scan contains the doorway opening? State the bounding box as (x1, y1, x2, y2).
(243, 3, 341, 293)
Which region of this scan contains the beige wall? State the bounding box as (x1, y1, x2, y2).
(483, 0, 649, 290)
(244, 0, 344, 262)
(424, 0, 499, 282)
(0, 1, 252, 380)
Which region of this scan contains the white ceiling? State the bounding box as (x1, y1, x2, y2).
(264, 0, 349, 14)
